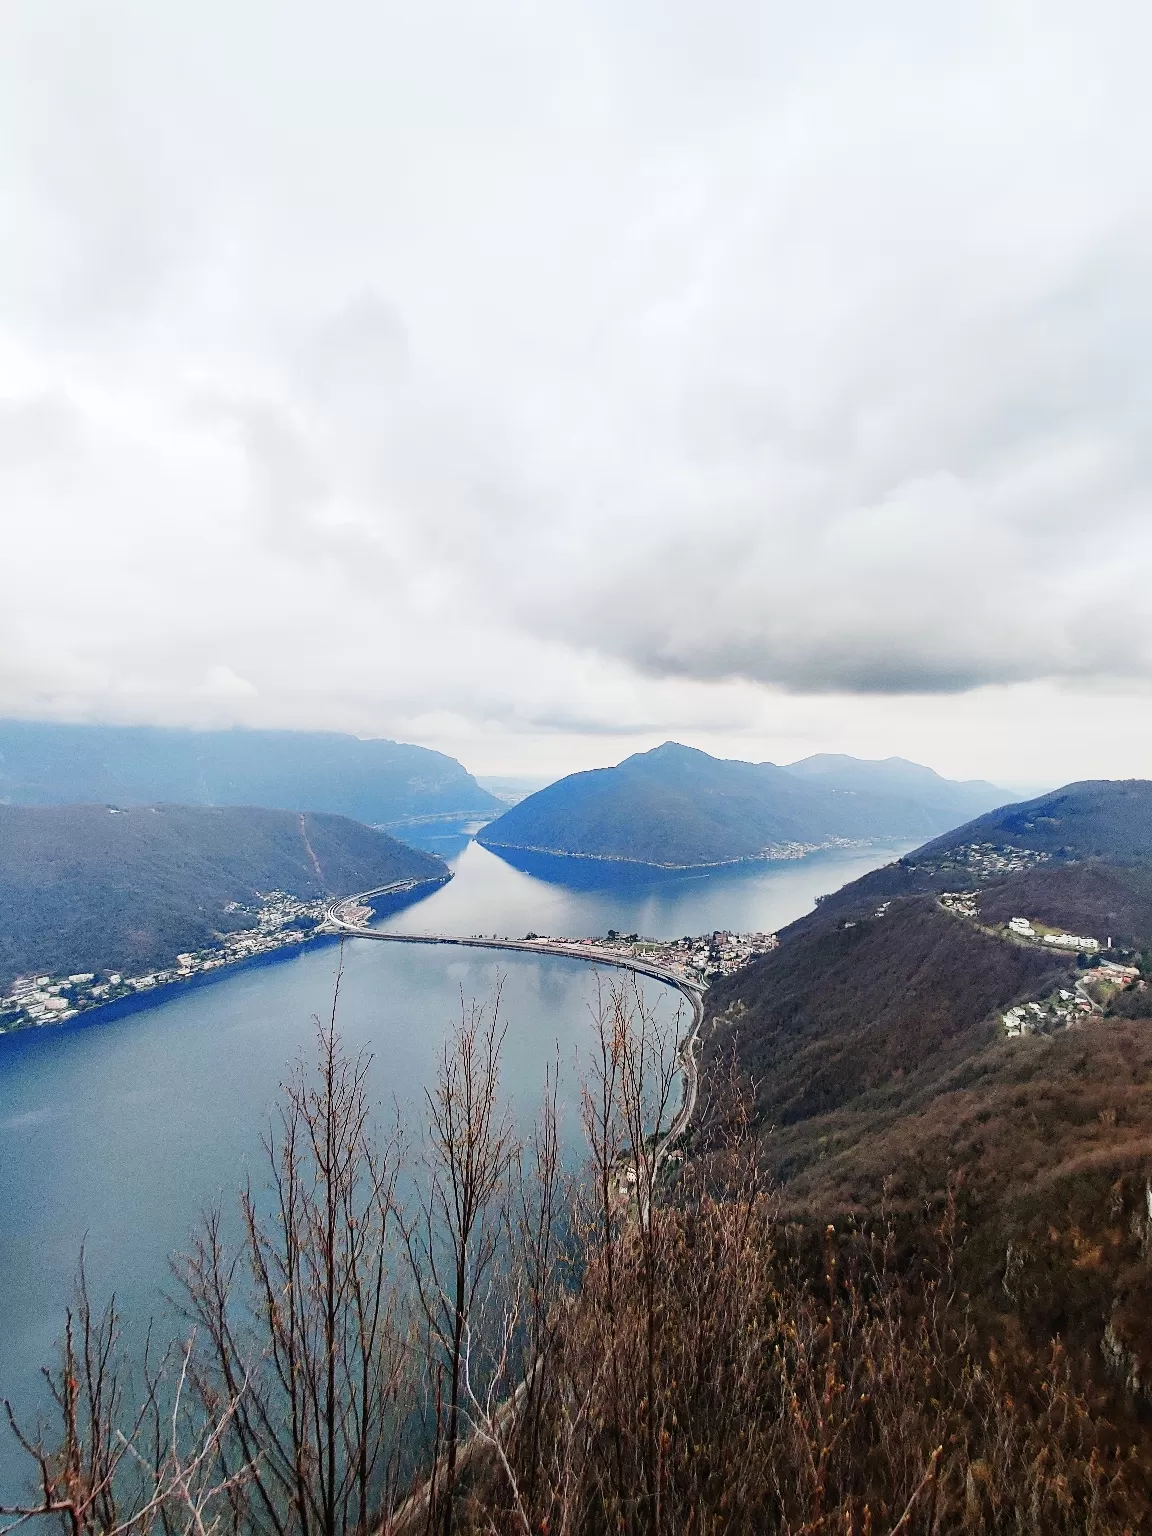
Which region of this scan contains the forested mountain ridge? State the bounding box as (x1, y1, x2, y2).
(784, 778, 1152, 937)
(0, 803, 445, 990)
(0, 720, 500, 825)
(702, 776, 1152, 1429)
(477, 741, 1009, 867)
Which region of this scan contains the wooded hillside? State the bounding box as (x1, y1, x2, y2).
(707, 896, 1073, 1179)
(0, 803, 445, 988)
(478, 741, 1008, 868)
(700, 779, 1152, 1452)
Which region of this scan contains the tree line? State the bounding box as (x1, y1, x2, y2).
(3, 968, 1145, 1535)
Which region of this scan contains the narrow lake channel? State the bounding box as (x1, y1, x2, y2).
(0, 836, 910, 1494)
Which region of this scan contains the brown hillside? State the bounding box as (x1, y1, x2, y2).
(704, 872, 1152, 1433)
(705, 897, 1071, 1180)
(781, 1016, 1152, 1394)
(977, 860, 1152, 947)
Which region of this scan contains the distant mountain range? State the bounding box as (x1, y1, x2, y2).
(476, 742, 1010, 869)
(0, 720, 500, 826)
(0, 803, 446, 991)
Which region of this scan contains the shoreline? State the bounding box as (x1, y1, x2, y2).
(0, 875, 450, 1038)
(474, 836, 888, 871)
(324, 895, 710, 1163)
(0, 930, 353, 1045)
(0, 882, 718, 1045)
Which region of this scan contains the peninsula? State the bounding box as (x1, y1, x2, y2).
(477, 741, 1009, 870)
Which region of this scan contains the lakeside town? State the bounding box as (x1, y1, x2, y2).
(0, 890, 331, 1031)
(0, 896, 779, 1034)
(509, 928, 779, 982)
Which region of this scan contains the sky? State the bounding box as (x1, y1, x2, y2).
(2, 2, 1150, 787)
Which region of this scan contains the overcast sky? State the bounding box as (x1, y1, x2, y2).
(2, 3, 1150, 785)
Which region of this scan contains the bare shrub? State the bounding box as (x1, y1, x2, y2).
(403, 986, 519, 1535)
(9, 978, 1148, 1536)
(1, 1263, 249, 1536)
(175, 975, 414, 1536)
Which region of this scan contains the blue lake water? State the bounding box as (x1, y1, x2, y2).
(376, 826, 913, 942)
(0, 833, 909, 1492)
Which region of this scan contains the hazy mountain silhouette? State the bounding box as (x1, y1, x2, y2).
(0, 720, 500, 825)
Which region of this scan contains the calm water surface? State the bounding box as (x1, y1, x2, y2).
(0, 833, 910, 1491)
(379, 828, 913, 941)
(0, 937, 681, 1492)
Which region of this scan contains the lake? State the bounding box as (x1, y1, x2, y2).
(375, 824, 913, 941)
(0, 833, 909, 1493)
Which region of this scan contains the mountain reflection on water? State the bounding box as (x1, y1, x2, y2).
(377, 824, 916, 941)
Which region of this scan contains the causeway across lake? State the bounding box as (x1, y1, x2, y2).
(0, 835, 910, 1495)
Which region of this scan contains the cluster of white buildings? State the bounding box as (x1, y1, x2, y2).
(0, 972, 100, 1025)
(1001, 957, 1142, 1038)
(1003, 991, 1089, 1036)
(585, 930, 779, 981)
(923, 843, 1052, 880)
(757, 836, 867, 862)
(1007, 915, 1103, 952)
(506, 929, 779, 982)
(695, 930, 779, 978)
(1, 892, 329, 1033)
(942, 897, 1113, 957)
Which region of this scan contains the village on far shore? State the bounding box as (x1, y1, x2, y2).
(0, 889, 780, 1035)
(0, 891, 332, 1030)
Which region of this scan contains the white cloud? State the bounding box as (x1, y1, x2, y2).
(194, 665, 258, 701)
(1, 2, 1151, 782)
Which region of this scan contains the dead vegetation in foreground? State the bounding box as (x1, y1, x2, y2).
(4, 979, 1150, 1536)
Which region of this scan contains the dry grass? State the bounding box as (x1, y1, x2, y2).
(465, 1168, 1149, 1533)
